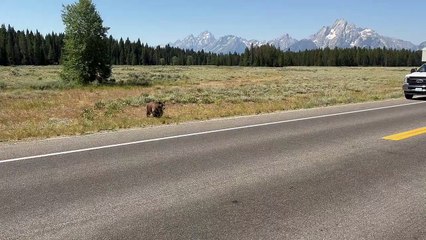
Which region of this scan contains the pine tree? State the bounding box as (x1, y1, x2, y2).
(118, 38, 125, 65)
(33, 31, 44, 65)
(61, 0, 111, 84)
(0, 25, 6, 65)
(6, 26, 15, 65)
(17, 31, 28, 65)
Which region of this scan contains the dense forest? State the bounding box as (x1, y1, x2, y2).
(0, 24, 422, 67)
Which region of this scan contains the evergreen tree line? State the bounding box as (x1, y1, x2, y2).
(0, 25, 63, 65)
(0, 24, 422, 67)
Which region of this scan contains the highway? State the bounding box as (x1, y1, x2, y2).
(1, 99, 426, 239)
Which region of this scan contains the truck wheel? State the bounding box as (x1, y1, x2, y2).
(404, 93, 414, 99)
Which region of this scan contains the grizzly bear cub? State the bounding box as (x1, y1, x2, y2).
(146, 101, 165, 118)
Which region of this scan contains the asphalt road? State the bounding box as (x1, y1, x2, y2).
(1, 99, 426, 240)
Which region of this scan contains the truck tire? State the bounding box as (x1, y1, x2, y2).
(404, 93, 414, 99)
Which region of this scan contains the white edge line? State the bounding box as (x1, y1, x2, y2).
(1, 101, 424, 164)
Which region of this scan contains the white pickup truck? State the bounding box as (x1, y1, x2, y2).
(403, 48, 426, 99)
(403, 64, 426, 99)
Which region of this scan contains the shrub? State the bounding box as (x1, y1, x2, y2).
(94, 101, 106, 110)
(0, 81, 6, 90)
(126, 78, 153, 87)
(126, 73, 153, 87)
(81, 108, 95, 121)
(105, 100, 125, 116)
(29, 81, 73, 90)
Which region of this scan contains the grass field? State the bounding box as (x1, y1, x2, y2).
(0, 65, 407, 142)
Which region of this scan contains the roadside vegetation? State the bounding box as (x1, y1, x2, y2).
(0, 65, 406, 142)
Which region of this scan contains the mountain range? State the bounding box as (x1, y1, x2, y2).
(170, 19, 425, 54)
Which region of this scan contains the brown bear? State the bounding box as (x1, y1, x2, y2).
(146, 101, 165, 118)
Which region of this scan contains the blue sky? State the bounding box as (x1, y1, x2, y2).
(0, 0, 424, 45)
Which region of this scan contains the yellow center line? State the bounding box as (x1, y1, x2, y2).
(383, 127, 426, 141)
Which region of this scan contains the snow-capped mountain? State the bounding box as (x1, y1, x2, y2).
(172, 31, 216, 52)
(419, 41, 426, 49)
(170, 19, 421, 54)
(267, 34, 297, 51)
(311, 19, 417, 50)
(171, 32, 265, 54)
(209, 35, 256, 54)
(289, 39, 318, 52)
